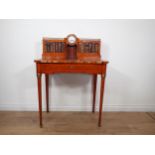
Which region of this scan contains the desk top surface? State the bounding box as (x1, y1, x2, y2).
(35, 59, 108, 64)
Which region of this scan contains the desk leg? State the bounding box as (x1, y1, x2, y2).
(37, 73, 43, 128)
(98, 74, 106, 127)
(92, 74, 97, 113)
(45, 74, 49, 113)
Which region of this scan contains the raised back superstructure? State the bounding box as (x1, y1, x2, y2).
(42, 34, 101, 62)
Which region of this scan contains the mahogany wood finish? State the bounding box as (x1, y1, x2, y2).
(42, 36, 100, 62)
(98, 74, 106, 127)
(45, 74, 49, 113)
(37, 73, 42, 127)
(92, 74, 97, 113)
(35, 34, 108, 128)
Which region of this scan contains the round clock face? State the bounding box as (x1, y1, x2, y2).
(67, 34, 77, 45)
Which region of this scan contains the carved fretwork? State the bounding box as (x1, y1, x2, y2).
(45, 42, 65, 53)
(79, 42, 99, 53)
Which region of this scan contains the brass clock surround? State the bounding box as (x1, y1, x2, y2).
(66, 34, 78, 46)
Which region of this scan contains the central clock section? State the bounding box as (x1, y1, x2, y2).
(67, 34, 77, 46)
(66, 34, 78, 60)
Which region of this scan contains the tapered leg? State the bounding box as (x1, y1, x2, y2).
(92, 74, 97, 113)
(45, 74, 49, 112)
(37, 73, 42, 128)
(98, 74, 106, 127)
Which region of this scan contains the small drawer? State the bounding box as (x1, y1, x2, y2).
(40, 63, 105, 74)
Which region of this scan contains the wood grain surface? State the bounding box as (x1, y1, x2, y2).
(0, 112, 154, 135)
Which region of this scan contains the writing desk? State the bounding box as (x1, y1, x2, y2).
(35, 34, 108, 127)
(35, 59, 108, 127)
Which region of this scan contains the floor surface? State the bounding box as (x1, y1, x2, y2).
(0, 112, 155, 135)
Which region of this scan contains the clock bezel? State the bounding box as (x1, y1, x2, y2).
(66, 34, 78, 46)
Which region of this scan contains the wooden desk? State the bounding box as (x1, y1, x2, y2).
(35, 59, 108, 127)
